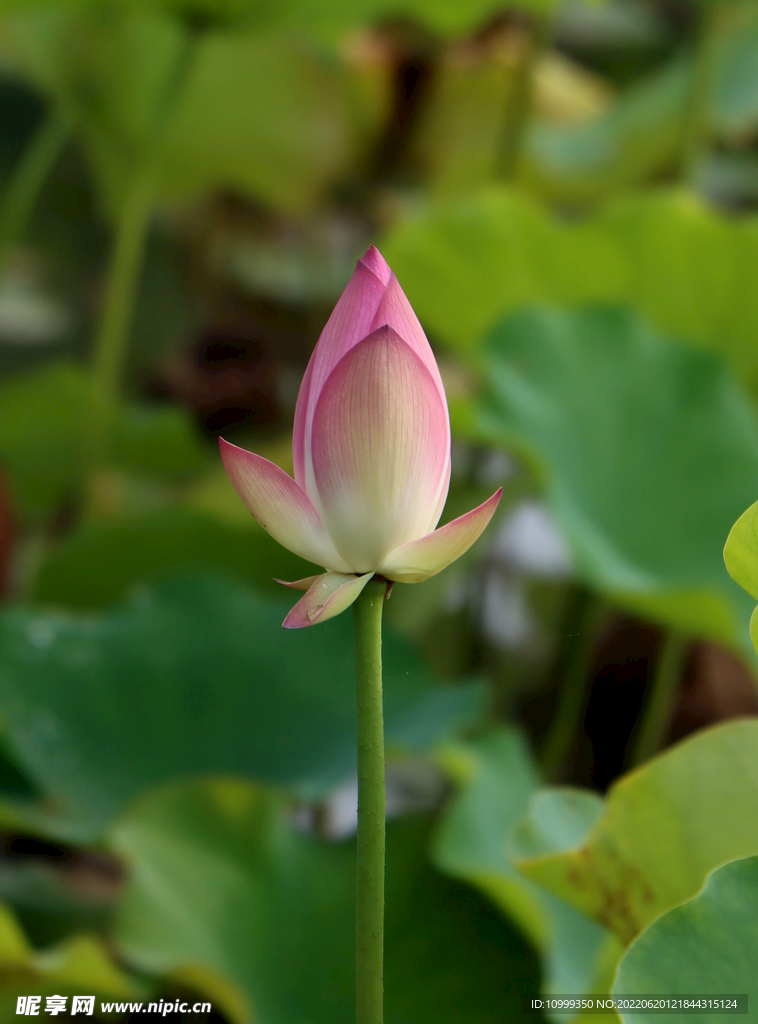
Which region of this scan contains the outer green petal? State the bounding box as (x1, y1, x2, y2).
(275, 576, 321, 591)
(282, 572, 374, 628)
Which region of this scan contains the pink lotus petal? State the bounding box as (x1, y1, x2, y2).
(283, 571, 374, 628)
(369, 271, 451, 528)
(275, 576, 321, 591)
(310, 326, 450, 571)
(219, 438, 351, 572)
(293, 256, 388, 497)
(379, 488, 503, 583)
(370, 273, 448, 409)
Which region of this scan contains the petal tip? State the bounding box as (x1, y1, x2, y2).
(359, 245, 391, 284)
(275, 576, 320, 592)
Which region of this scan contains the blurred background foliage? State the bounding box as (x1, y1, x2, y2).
(0, 0, 756, 1020)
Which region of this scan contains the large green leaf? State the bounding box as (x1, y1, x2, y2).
(0, 571, 484, 836)
(479, 306, 758, 645)
(112, 780, 541, 1024)
(513, 720, 758, 946)
(612, 856, 758, 1022)
(433, 730, 619, 1008)
(380, 188, 758, 393)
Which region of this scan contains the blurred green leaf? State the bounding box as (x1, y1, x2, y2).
(0, 571, 485, 836)
(0, 362, 85, 522)
(523, 57, 689, 205)
(523, 11, 758, 203)
(0, 362, 207, 523)
(381, 188, 758, 393)
(34, 508, 315, 605)
(158, 32, 366, 214)
(381, 186, 626, 354)
(0, 1, 77, 98)
(724, 500, 758, 654)
(0, 5, 383, 215)
(412, 50, 516, 197)
(110, 405, 208, 479)
(714, 3, 758, 140)
(280, 0, 561, 39)
(513, 720, 758, 946)
(612, 856, 758, 1021)
(112, 780, 541, 1024)
(598, 193, 758, 393)
(510, 788, 604, 861)
(479, 306, 758, 645)
(433, 730, 619, 1008)
(0, 901, 142, 1016)
(154, 0, 296, 32)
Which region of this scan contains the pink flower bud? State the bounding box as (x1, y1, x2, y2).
(220, 246, 501, 627)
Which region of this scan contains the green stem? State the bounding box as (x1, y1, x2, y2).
(680, 2, 725, 186)
(498, 12, 551, 179)
(353, 576, 387, 1024)
(83, 167, 155, 497)
(0, 105, 72, 262)
(539, 587, 597, 781)
(629, 630, 689, 768)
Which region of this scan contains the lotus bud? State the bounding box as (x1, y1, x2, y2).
(220, 246, 501, 627)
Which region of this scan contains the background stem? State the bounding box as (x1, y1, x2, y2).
(82, 28, 198, 508)
(83, 167, 155, 501)
(498, 12, 551, 179)
(0, 105, 72, 262)
(680, 2, 724, 185)
(353, 576, 387, 1024)
(540, 587, 597, 781)
(629, 630, 689, 767)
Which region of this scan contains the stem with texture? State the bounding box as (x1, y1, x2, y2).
(353, 575, 387, 1024)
